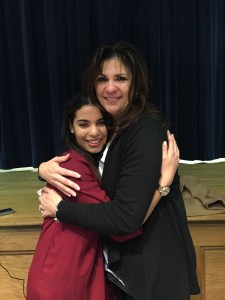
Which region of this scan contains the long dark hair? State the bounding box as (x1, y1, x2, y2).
(82, 42, 167, 135)
(62, 92, 113, 181)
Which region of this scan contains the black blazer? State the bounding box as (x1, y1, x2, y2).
(58, 114, 200, 299)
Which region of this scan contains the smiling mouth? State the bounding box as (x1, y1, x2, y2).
(87, 139, 102, 147)
(105, 97, 120, 101)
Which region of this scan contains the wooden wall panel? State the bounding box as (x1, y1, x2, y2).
(1, 165, 225, 299)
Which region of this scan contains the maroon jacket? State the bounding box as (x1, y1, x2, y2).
(27, 149, 140, 300)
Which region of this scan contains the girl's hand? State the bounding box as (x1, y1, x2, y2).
(39, 154, 81, 197)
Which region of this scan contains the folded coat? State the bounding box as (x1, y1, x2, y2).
(180, 175, 225, 216)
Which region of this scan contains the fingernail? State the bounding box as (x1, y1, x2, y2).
(37, 189, 43, 196)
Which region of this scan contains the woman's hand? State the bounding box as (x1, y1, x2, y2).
(39, 154, 81, 197)
(142, 131, 179, 223)
(39, 187, 62, 218)
(160, 130, 180, 187)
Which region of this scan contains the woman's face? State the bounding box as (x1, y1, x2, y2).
(95, 58, 132, 117)
(70, 104, 107, 154)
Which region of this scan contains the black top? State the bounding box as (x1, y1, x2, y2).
(57, 114, 200, 299)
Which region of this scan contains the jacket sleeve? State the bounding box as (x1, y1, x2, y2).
(57, 117, 164, 235)
(52, 150, 142, 241)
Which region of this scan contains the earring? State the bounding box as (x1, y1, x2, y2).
(70, 130, 74, 134)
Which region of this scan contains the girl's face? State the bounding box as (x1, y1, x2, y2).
(70, 104, 107, 154)
(95, 58, 132, 118)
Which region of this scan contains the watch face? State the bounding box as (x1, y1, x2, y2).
(161, 187, 170, 196)
(158, 185, 170, 196)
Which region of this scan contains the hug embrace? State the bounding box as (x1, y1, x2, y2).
(28, 42, 200, 300)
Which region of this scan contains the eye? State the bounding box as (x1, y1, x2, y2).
(116, 76, 127, 81)
(78, 122, 89, 128)
(96, 76, 107, 82)
(97, 119, 106, 126)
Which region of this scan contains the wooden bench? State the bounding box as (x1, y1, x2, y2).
(179, 162, 225, 300)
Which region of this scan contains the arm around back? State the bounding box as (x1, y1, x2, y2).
(56, 116, 164, 235)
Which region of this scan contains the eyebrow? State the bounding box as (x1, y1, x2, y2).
(76, 119, 89, 122)
(98, 72, 128, 76)
(76, 117, 104, 122)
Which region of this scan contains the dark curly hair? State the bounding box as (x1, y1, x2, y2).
(82, 41, 167, 135)
(61, 92, 114, 181)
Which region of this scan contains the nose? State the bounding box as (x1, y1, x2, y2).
(105, 80, 117, 93)
(89, 125, 100, 137)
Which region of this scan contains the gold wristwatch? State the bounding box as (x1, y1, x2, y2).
(157, 184, 170, 196)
